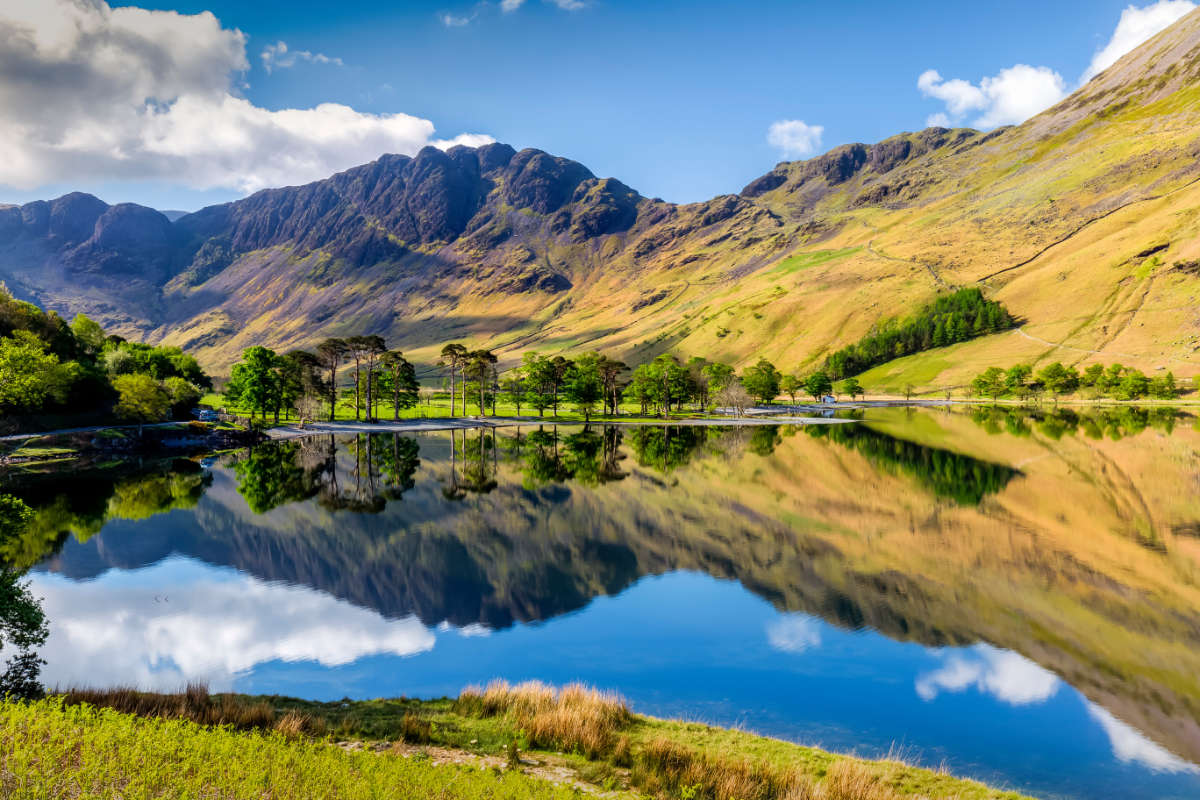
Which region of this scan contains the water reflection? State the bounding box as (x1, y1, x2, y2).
(4, 411, 1200, 800)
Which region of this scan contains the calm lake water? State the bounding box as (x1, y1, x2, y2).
(4, 407, 1200, 800)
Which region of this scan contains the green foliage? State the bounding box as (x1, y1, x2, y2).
(740, 358, 781, 404)
(0, 495, 48, 700)
(803, 371, 833, 401)
(0, 332, 75, 413)
(564, 353, 605, 421)
(839, 377, 863, 400)
(826, 288, 1015, 379)
(112, 373, 172, 427)
(972, 361, 1176, 402)
(0, 287, 209, 425)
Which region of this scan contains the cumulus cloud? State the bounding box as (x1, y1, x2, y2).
(24, 558, 440, 691)
(260, 40, 343, 74)
(1086, 704, 1200, 774)
(915, 644, 1060, 706)
(919, 2, 1197, 129)
(0, 0, 491, 194)
(917, 65, 1067, 129)
(766, 614, 823, 653)
(1083, 0, 1197, 80)
(767, 119, 825, 159)
(501, 0, 527, 10)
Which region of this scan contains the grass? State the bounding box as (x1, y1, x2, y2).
(44, 683, 1032, 800)
(0, 698, 582, 800)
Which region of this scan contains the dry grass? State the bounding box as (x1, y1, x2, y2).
(634, 737, 902, 800)
(455, 680, 633, 759)
(61, 683, 326, 738)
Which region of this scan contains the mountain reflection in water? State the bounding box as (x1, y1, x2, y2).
(4, 408, 1200, 800)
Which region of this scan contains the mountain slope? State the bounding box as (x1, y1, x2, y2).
(3, 8, 1200, 379)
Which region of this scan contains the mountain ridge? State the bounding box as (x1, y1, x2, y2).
(4, 7, 1200, 381)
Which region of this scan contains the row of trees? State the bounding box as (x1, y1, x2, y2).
(825, 288, 1015, 379)
(0, 287, 210, 427)
(227, 337, 420, 422)
(969, 362, 1180, 402)
(224, 338, 882, 423)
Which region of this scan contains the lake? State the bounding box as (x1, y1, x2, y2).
(4, 407, 1200, 800)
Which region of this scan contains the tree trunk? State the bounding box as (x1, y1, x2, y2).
(449, 366, 456, 417)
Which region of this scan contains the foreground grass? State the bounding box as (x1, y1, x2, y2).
(43, 683, 1033, 800)
(0, 697, 583, 800)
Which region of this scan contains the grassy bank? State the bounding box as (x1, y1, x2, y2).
(14, 683, 1034, 800)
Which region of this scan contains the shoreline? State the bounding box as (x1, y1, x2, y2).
(263, 414, 857, 439)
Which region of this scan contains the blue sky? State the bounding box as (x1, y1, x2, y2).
(0, 0, 1194, 211)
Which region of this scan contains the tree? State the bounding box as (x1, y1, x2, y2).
(500, 370, 525, 415)
(741, 358, 781, 405)
(780, 374, 801, 406)
(1149, 372, 1178, 400)
(971, 367, 1006, 403)
(701, 362, 736, 402)
(316, 338, 347, 421)
(1037, 362, 1079, 402)
(0, 332, 74, 412)
(624, 364, 654, 416)
(715, 383, 753, 417)
(440, 343, 468, 417)
(112, 373, 171, 434)
(1, 495, 47, 700)
(380, 351, 419, 420)
(345, 336, 385, 421)
(229, 346, 277, 419)
(646, 354, 688, 417)
(598, 356, 628, 416)
(839, 377, 863, 401)
(70, 314, 107, 358)
(803, 371, 833, 402)
(522, 353, 555, 416)
(162, 376, 201, 419)
(1004, 364, 1032, 399)
(357, 336, 387, 421)
(548, 355, 572, 415)
(463, 349, 498, 416)
(565, 353, 604, 421)
(278, 350, 323, 421)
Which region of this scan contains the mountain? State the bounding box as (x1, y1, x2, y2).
(3, 9, 1200, 381)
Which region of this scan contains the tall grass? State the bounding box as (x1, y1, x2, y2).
(61, 683, 326, 737)
(634, 737, 903, 800)
(455, 679, 632, 758)
(0, 698, 581, 800)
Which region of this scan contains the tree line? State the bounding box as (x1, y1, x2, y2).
(969, 361, 1181, 402)
(223, 339, 877, 424)
(0, 287, 211, 430)
(825, 288, 1014, 379)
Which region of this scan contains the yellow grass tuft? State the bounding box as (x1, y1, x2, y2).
(455, 679, 632, 758)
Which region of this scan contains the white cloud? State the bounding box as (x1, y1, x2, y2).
(260, 41, 344, 74)
(915, 644, 1060, 706)
(439, 12, 476, 27)
(547, 0, 588, 8)
(767, 119, 825, 159)
(1084, 1, 1196, 81)
(917, 65, 1068, 129)
(766, 614, 822, 653)
(1086, 703, 1200, 774)
(0, 0, 492, 194)
(501, 0, 527, 10)
(919, 2, 1197, 130)
(23, 558, 440, 691)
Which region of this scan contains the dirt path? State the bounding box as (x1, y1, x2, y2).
(340, 740, 627, 798)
